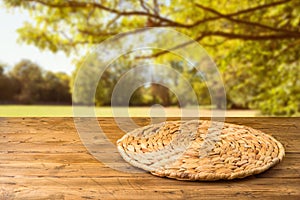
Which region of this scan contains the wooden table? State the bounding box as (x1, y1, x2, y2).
(0, 118, 299, 199)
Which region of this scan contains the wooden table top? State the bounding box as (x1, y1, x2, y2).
(0, 117, 299, 199)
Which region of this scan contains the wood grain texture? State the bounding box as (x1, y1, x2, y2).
(0, 117, 299, 199)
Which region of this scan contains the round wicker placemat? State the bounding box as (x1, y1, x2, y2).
(117, 120, 285, 181)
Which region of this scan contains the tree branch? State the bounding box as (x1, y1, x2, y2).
(106, 14, 121, 28)
(78, 29, 118, 36)
(182, 0, 292, 28)
(153, 0, 159, 16)
(225, 0, 291, 17)
(195, 3, 300, 36)
(136, 31, 300, 59)
(139, 0, 150, 13)
(207, 31, 300, 40)
(23, 0, 186, 27)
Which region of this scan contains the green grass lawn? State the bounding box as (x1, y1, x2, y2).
(0, 105, 259, 117)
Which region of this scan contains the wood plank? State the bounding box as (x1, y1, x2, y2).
(0, 118, 299, 153)
(1, 177, 299, 199)
(0, 153, 298, 178)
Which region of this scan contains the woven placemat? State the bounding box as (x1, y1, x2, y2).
(117, 120, 285, 181)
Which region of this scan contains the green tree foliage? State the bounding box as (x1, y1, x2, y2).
(42, 71, 72, 103)
(4, 0, 300, 115)
(0, 63, 18, 102)
(10, 59, 44, 104)
(0, 64, 4, 75)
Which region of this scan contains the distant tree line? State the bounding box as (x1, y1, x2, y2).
(1, 58, 211, 108)
(0, 60, 71, 104)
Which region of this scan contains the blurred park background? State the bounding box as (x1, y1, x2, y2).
(0, 0, 299, 117)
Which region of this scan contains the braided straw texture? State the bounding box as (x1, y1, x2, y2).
(117, 120, 285, 181)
